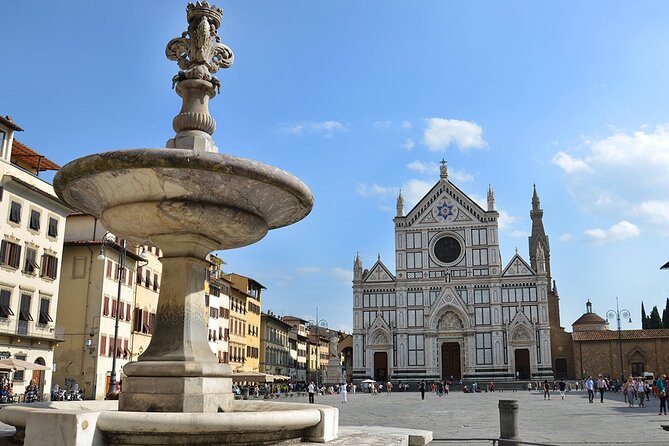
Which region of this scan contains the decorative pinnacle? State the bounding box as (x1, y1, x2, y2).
(166, 1, 234, 91)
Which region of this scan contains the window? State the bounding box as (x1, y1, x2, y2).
(100, 335, 107, 357)
(103, 295, 110, 316)
(106, 259, 113, 279)
(126, 302, 131, 322)
(406, 232, 422, 249)
(38, 297, 52, 325)
(9, 202, 21, 224)
(407, 309, 424, 327)
(41, 254, 58, 279)
(473, 288, 490, 304)
(474, 307, 491, 325)
(472, 248, 488, 266)
(522, 305, 538, 323)
(47, 218, 58, 238)
(536, 331, 542, 363)
(0, 289, 14, 318)
(0, 240, 22, 269)
(111, 299, 117, 318)
(471, 228, 487, 245)
(429, 289, 440, 305)
(145, 268, 152, 288)
(136, 266, 143, 284)
(475, 333, 492, 365)
(153, 273, 159, 292)
(29, 210, 40, 231)
(408, 334, 424, 366)
(19, 293, 32, 321)
(13, 355, 26, 381)
(503, 332, 508, 364)
(407, 291, 424, 306)
(406, 252, 422, 269)
(502, 287, 537, 303)
(0, 130, 5, 152)
(457, 288, 468, 302)
(502, 306, 517, 324)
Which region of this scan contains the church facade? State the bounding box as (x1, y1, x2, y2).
(352, 162, 556, 383)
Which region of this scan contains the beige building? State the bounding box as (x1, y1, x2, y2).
(54, 214, 162, 399)
(0, 115, 69, 397)
(205, 254, 231, 364)
(282, 316, 308, 384)
(226, 273, 263, 373)
(260, 311, 291, 376)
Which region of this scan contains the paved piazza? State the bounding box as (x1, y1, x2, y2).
(281, 389, 669, 445)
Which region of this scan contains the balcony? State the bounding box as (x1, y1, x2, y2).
(4, 320, 65, 342)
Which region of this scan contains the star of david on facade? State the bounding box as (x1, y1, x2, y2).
(435, 202, 455, 221)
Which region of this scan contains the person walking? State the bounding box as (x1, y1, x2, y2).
(624, 378, 635, 407)
(543, 380, 550, 400)
(419, 380, 426, 400)
(24, 379, 39, 403)
(585, 375, 595, 403)
(637, 379, 646, 408)
(558, 379, 566, 400)
(656, 374, 668, 415)
(307, 381, 315, 404)
(340, 382, 347, 403)
(596, 375, 608, 403)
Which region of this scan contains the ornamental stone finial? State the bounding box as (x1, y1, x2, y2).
(166, 1, 235, 153)
(440, 159, 448, 179)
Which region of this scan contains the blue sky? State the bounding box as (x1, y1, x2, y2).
(4, 1, 669, 332)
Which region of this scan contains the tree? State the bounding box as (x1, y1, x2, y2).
(642, 302, 648, 329)
(649, 306, 663, 329)
(663, 298, 669, 329)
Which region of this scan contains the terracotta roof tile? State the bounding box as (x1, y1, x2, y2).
(572, 312, 607, 325)
(572, 329, 669, 341)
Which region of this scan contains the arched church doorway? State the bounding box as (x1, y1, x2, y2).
(515, 349, 530, 380)
(554, 358, 567, 379)
(441, 342, 461, 380)
(374, 352, 388, 381)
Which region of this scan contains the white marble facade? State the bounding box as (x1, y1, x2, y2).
(352, 162, 554, 384)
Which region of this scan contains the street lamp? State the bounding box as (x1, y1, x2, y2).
(308, 307, 328, 387)
(606, 297, 632, 381)
(98, 233, 147, 399)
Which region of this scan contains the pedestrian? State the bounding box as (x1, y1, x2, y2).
(623, 378, 634, 407)
(585, 375, 595, 403)
(386, 381, 392, 395)
(307, 381, 315, 404)
(543, 380, 550, 400)
(24, 379, 39, 403)
(340, 382, 347, 403)
(596, 375, 608, 403)
(637, 379, 646, 408)
(352, 384, 356, 394)
(419, 380, 426, 400)
(656, 374, 668, 415)
(558, 379, 566, 400)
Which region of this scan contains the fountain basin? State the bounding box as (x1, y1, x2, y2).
(53, 148, 314, 250)
(0, 400, 338, 445)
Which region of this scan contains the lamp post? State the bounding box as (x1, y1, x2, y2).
(308, 308, 328, 387)
(606, 297, 632, 381)
(98, 233, 146, 399)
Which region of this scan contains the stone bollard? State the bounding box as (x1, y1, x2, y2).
(498, 399, 520, 446)
(243, 387, 249, 400)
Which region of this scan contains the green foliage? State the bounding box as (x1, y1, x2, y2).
(642, 302, 648, 329)
(649, 306, 663, 329)
(663, 298, 669, 329)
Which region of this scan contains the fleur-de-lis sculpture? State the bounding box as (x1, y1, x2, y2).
(166, 1, 234, 92)
(165, 2, 235, 152)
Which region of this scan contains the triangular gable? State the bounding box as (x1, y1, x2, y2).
(427, 286, 470, 330)
(368, 314, 392, 346)
(508, 309, 534, 344)
(403, 179, 491, 227)
(501, 254, 536, 277)
(362, 260, 396, 283)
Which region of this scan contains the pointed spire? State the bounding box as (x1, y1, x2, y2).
(439, 159, 448, 179)
(552, 279, 558, 295)
(353, 252, 363, 281)
(532, 184, 540, 211)
(586, 299, 592, 314)
(487, 184, 495, 211)
(396, 189, 404, 217)
(354, 252, 362, 268)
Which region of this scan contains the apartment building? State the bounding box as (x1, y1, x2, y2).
(226, 273, 263, 373)
(0, 115, 69, 396)
(282, 316, 308, 384)
(259, 311, 291, 377)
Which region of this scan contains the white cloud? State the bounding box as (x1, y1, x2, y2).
(280, 120, 348, 137)
(402, 138, 415, 150)
(331, 267, 353, 286)
(551, 151, 592, 173)
(509, 230, 529, 238)
(553, 125, 669, 231)
(423, 118, 487, 151)
(402, 179, 433, 207)
(636, 201, 669, 225)
(559, 233, 573, 242)
(373, 120, 392, 130)
(356, 183, 393, 198)
(406, 161, 474, 182)
(402, 121, 413, 129)
(296, 266, 321, 274)
(584, 220, 640, 241)
(497, 209, 519, 231)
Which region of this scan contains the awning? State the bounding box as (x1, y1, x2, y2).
(0, 358, 50, 371)
(232, 371, 275, 383)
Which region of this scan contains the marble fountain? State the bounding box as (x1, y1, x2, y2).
(0, 2, 339, 445)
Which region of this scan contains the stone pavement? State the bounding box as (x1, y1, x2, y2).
(277, 389, 669, 445)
